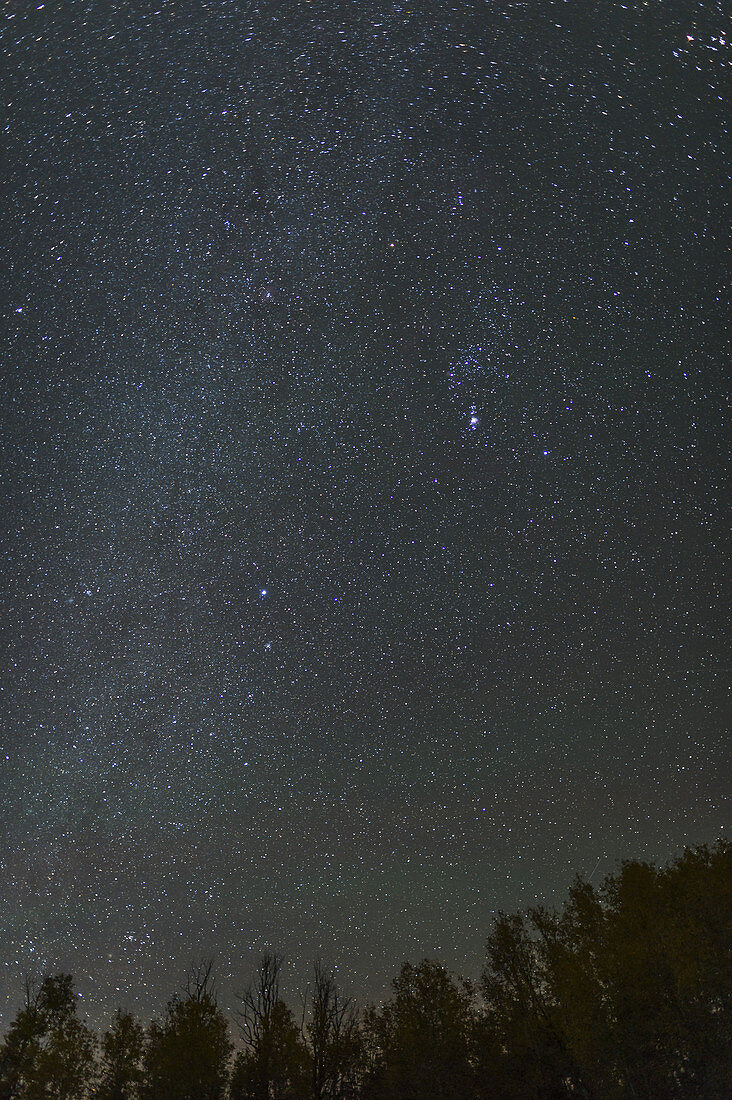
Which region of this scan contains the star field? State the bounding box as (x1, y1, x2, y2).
(0, 0, 727, 1024)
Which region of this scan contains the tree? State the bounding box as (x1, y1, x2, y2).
(230, 954, 308, 1100)
(479, 841, 732, 1099)
(303, 961, 361, 1100)
(362, 959, 477, 1100)
(480, 911, 585, 1098)
(0, 977, 46, 1100)
(0, 974, 96, 1100)
(97, 1009, 144, 1100)
(558, 842, 732, 1098)
(142, 962, 232, 1100)
(0, 841, 726, 1099)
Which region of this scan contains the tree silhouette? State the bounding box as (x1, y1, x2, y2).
(362, 959, 476, 1100)
(303, 961, 362, 1100)
(480, 911, 582, 1097)
(0, 841, 728, 1099)
(141, 962, 231, 1100)
(0, 977, 46, 1100)
(97, 1009, 144, 1100)
(480, 841, 731, 1098)
(231, 954, 308, 1100)
(0, 975, 96, 1100)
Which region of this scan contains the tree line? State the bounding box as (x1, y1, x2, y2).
(0, 841, 728, 1099)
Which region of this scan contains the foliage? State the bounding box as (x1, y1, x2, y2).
(362, 960, 476, 1099)
(97, 1009, 144, 1100)
(230, 955, 308, 1100)
(141, 964, 232, 1100)
(480, 840, 731, 1098)
(0, 975, 96, 1100)
(0, 842, 728, 1098)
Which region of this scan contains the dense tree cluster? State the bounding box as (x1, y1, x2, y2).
(1, 842, 728, 1098)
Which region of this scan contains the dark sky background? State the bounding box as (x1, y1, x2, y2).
(1, 0, 727, 1026)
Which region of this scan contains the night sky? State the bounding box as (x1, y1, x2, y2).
(1, 0, 727, 1026)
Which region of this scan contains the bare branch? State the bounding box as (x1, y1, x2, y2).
(235, 952, 282, 1049)
(182, 958, 217, 1003)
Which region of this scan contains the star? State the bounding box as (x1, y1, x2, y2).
(0, 0, 724, 1035)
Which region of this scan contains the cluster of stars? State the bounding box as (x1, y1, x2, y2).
(0, 0, 726, 1027)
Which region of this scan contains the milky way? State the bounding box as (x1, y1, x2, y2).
(1, 0, 727, 1024)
